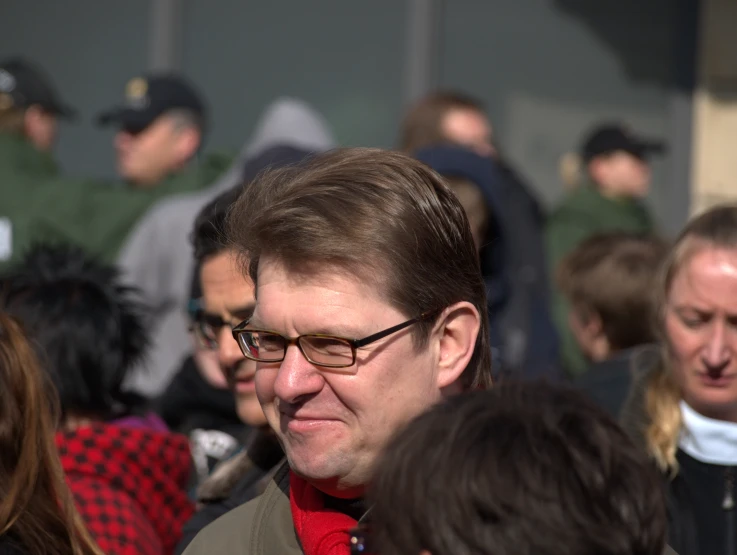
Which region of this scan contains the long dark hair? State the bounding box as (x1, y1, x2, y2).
(0, 313, 102, 555)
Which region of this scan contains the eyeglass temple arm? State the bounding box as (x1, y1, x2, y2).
(351, 310, 439, 348)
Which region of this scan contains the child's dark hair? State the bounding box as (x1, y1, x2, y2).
(0, 244, 148, 420)
(369, 381, 667, 555)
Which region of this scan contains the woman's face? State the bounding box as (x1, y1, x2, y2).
(665, 246, 737, 421)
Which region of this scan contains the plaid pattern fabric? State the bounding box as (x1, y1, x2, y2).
(56, 422, 195, 555)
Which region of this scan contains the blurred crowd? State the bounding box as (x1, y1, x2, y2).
(0, 57, 733, 555)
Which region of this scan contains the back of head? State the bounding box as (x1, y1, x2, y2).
(370, 381, 667, 555)
(226, 147, 491, 389)
(557, 231, 669, 351)
(0, 313, 101, 555)
(1, 244, 148, 420)
(399, 90, 485, 153)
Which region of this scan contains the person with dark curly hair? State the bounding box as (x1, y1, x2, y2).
(1, 244, 194, 555)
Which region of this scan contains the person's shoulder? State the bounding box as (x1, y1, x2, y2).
(181, 495, 262, 554)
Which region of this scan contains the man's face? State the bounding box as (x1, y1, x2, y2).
(200, 250, 265, 427)
(25, 106, 58, 152)
(114, 114, 191, 186)
(441, 108, 495, 158)
(250, 257, 444, 498)
(591, 151, 651, 198)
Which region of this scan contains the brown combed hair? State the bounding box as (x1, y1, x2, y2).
(0, 313, 102, 555)
(399, 90, 485, 153)
(645, 205, 737, 472)
(226, 147, 492, 389)
(557, 231, 670, 351)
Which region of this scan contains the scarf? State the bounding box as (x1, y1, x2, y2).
(679, 400, 737, 465)
(289, 471, 358, 555)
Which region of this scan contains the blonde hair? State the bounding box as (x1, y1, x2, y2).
(645, 205, 737, 472)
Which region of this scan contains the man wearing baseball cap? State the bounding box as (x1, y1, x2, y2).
(545, 122, 665, 377)
(0, 72, 228, 270)
(0, 57, 76, 155)
(0, 57, 77, 263)
(97, 73, 210, 188)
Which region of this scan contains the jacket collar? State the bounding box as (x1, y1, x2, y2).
(679, 400, 737, 465)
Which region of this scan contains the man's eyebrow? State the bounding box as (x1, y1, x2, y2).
(227, 303, 256, 314)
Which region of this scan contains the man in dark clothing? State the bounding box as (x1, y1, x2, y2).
(415, 145, 560, 380)
(547, 123, 665, 376)
(401, 91, 557, 380)
(557, 231, 669, 417)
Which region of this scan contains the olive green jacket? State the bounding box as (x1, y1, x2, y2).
(183, 462, 304, 555)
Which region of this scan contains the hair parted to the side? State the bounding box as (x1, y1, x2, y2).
(226, 147, 492, 389)
(0, 243, 148, 420)
(557, 231, 669, 351)
(399, 90, 485, 153)
(646, 204, 737, 472)
(0, 313, 103, 555)
(369, 382, 667, 555)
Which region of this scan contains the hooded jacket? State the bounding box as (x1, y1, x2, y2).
(414, 145, 559, 379)
(56, 422, 194, 555)
(118, 98, 336, 396)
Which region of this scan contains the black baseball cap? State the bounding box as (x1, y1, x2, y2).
(581, 123, 666, 163)
(96, 73, 206, 132)
(0, 57, 76, 118)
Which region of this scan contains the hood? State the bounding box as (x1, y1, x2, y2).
(244, 97, 335, 158)
(413, 145, 508, 311)
(203, 97, 336, 197)
(56, 423, 194, 554)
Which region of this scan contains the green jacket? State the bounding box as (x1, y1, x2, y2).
(0, 133, 230, 267)
(0, 133, 61, 266)
(545, 184, 655, 377)
(183, 462, 303, 555)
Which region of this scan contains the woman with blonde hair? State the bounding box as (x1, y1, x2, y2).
(0, 313, 102, 555)
(622, 204, 737, 555)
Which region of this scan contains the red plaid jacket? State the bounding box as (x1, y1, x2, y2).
(56, 422, 195, 555)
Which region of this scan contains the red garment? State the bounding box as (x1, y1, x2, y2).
(56, 422, 194, 555)
(289, 471, 358, 555)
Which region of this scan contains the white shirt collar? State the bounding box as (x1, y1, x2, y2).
(679, 400, 737, 465)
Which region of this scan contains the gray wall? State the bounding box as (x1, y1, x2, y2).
(1, 0, 688, 231)
(180, 0, 407, 152)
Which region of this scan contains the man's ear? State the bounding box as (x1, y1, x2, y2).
(176, 126, 201, 162)
(434, 301, 480, 391)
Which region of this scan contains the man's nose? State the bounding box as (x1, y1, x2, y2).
(702, 322, 731, 370)
(217, 326, 244, 369)
(273, 343, 324, 404)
